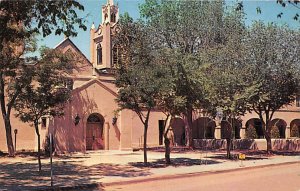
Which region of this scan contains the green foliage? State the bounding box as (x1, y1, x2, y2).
(138, 0, 227, 146)
(290, 124, 300, 137)
(115, 15, 173, 164)
(0, 1, 86, 44)
(0, 0, 86, 156)
(14, 48, 73, 125)
(246, 125, 258, 139)
(271, 126, 280, 139)
(242, 22, 300, 151)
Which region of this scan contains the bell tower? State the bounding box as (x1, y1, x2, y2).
(90, 0, 119, 73)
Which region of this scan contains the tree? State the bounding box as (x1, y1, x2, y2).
(199, 4, 247, 159)
(115, 15, 171, 166)
(0, 1, 86, 156)
(243, 22, 300, 153)
(154, 49, 187, 165)
(246, 125, 258, 139)
(139, 0, 225, 147)
(14, 48, 72, 171)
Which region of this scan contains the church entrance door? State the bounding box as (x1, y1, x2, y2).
(86, 113, 104, 150)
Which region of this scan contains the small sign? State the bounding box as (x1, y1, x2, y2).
(239, 153, 246, 160)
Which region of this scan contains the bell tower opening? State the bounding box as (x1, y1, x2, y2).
(97, 44, 102, 65)
(111, 13, 116, 23)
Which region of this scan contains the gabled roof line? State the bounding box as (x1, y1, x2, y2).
(72, 78, 117, 97)
(54, 38, 93, 67)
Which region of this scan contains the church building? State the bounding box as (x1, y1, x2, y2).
(0, 0, 300, 153)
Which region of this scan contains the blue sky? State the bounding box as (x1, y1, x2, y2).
(38, 0, 299, 59)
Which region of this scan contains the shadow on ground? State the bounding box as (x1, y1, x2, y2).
(206, 153, 268, 161)
(0, 160, 151, 190)
(130, 157, 221, 168)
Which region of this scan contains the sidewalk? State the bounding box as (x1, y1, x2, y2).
(0, 150, 299, 190)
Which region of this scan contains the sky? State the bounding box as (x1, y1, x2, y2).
(38, 0, 300, 60)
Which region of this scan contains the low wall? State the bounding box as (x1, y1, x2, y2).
(193, 139, 258, 150)
(273, 139, 300, 151)
(193, 138, 300, 151)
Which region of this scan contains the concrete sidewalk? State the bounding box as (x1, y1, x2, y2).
(0, 150, 299, 190)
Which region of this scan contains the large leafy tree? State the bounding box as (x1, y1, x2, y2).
(0, 1, 86, 156)
(14, 48, 72, 171)
(200, 5, 247, 158)
(139, 0, 225, 147)
(243, 22, 300, 153)
(115, 15, 171, 165)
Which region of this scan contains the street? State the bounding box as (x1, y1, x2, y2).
(103, 163, 300, 191)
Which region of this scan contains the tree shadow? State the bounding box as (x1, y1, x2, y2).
(0, 161, 151, 190)
(129, 157, 221, 168)
(206, 153, 268, 161)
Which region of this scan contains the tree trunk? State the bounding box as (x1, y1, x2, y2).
(164, 137, 171, 165)
(143, 123, 148, 166)
(35, 122, 42, 171)
(164, 126, 171, 165)
(226, 138, 231, 159)
(163, 115, 171, 165)
(4, 118, 15, 156)
(265, 127, 272, 154)
(184, 106, 193, 148)
(265, 120, 272, 154)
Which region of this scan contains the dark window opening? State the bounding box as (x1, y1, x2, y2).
(158, 120, 165, 145)
(254, 120, 264, 138)
(111, 13, 116, 23)
(41, 117, 47, 129)
(97, 44, 102, 65)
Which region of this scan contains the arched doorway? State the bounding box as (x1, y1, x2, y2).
(170, 118, 185, 146)
(245, 118, 265, 139)
(86, 113, 104, 150)
(192, 117, 216, 139)
(270, 118, 287, 138)
(220, 118, 241, 139)
(290, 119, 300, 137)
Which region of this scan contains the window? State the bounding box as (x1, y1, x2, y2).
(104, 13, 108, 22)
(41, 117, 47, 129)
(158, 120, 165, 145)
(97, 44, 102, 65)
(296, 95, 300, 107)
(111, 13, 116, 23)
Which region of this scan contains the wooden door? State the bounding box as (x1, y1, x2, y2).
(86, 123, 104, 150)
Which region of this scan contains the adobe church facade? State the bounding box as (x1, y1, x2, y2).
(0, 0, 300, 153)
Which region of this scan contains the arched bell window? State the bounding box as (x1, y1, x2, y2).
(97, 44, 102, 65)
(104, 13, 108, 22)
(111, 13, 116, 23)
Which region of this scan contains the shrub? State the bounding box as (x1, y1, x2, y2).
(290, 124, 299, 137)
(246, 124, 257, 139)
(271, 126, 280, 138)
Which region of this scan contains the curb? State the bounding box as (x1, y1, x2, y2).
(36, 160, 300, 190)
(102, 160, 300, 187)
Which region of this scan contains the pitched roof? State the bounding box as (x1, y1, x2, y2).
(54, 37, 92, 67)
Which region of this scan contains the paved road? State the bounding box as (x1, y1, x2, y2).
(103, 163, 300, 191)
